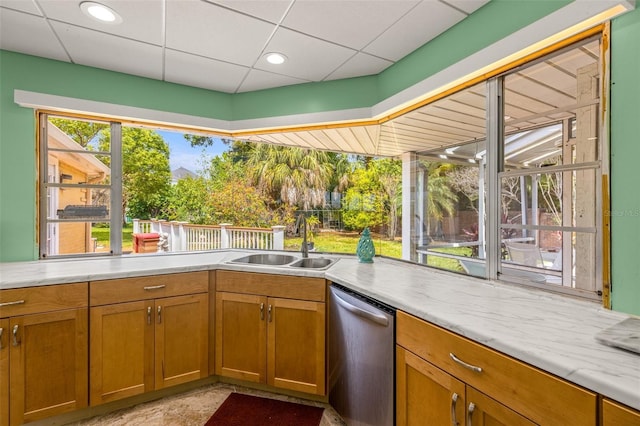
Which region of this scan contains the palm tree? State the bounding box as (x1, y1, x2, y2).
(420, 161, 458, 238)
(246, 144, 334, 210)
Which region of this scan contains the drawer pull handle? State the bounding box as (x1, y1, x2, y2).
(467, 402, 475, 425)
(450, 353, 483, 373)
(268, 305, 272, 322)
(0, 327, 3, 349)
(147, 306, 152, 325)
(157, 306, 162, 324)
(0, 300, 25, 307)
(451, 392, 459, 426)
(12, 325, 20, 347)
(143, 285, 166, 291)
(260, 303, 264, 321)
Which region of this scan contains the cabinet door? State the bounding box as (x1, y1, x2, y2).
(215, 292, 266, 383)
(155, 293, 209, 389)
(9, 309, 88, 425)
(90, 301, 154, 405)
(397, 346, 466, 426)
(267, 297, 325, 395)
(467, 387, 536, 426)
(602, 399, 640, 426)
(1, 319, 8, 426)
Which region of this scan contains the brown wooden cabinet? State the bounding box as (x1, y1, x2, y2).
(602, 399, 640, 426)
(215, 270, 326, 396)
(396, 310, 597, 426)
(89, 272, 209, 406)
(0, 283, 88, 426)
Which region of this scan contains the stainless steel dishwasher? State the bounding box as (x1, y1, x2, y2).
(329, 284, 395, 426)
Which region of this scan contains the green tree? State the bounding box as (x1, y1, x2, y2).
(100, 128, 171, 222)
(49, 118, 108, 148)
(210, 180, 275, 227)
(420, 161, 458, 238)
(341, 158, 402, 239)
(342, 165, 385, 231)
(165, 176, 214, 224)
(246, 144, 334, 210)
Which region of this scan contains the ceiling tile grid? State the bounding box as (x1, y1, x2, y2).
(0, 0, 486, 94)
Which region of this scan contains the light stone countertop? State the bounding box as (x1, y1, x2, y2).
(1, 250, 639, 411)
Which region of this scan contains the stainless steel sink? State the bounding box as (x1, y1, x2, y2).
(288, 258, 337, 269)
(229, 253, 298, 266)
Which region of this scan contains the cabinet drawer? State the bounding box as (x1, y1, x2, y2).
(602, 399, 640, 425)
(0, 283, 87, 317)
(397, 311, 597, 426)
(216, 270, 325, 302)
(90, 272, 208, 305)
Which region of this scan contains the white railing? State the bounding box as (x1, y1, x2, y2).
(132, 219, 285, 253)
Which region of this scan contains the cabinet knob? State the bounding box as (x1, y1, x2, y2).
(157, 306, 162, 324)
(260, 303, 264, 321)
(268, 304, 272, 322)
(0, 327, 3, 349)
(147, 306, 152, 325)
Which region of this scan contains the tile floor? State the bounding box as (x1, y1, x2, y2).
(68, 383, 346, 426)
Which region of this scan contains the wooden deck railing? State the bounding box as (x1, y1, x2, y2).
(132, 219, 285, 253)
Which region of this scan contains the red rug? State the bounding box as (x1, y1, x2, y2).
(204, 392, 324, 426)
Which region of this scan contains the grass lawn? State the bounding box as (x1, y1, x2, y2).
(285, 231, 471, 273)
(94, 225, 471, 274)
(92, 224, 134, 252)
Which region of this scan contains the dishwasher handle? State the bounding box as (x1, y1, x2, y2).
(333, 291, 389, 327)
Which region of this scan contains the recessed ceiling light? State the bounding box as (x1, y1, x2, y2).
(265, 52, 287, 65)
(80, 2, 123, 24)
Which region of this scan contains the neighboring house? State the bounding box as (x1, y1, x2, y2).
(47, 123, 111, 255)
(171, 166, 196, 185)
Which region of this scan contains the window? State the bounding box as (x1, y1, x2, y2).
(409, 35, 606, 299)
(39, 115, 118, 257)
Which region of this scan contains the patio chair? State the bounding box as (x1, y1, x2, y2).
(505, 242, 545, 268)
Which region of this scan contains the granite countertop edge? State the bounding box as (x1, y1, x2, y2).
(1, 250, 639, 411)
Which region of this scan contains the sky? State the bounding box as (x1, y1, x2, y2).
(157, 130, 228, 173)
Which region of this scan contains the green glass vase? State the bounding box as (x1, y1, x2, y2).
(356, 227, 375, 263)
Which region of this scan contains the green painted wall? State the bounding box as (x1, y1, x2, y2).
(610, 7, 640, 315)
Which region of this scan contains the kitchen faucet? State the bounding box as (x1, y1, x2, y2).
(300, 214, 308, 258)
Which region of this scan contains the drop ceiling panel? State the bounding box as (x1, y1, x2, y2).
(445, 0, 489, 14)
(165, 0, 276, 67)
(212, 0, 293, 24)
(363, 1, 466, 61)
(237, 68, 308, 93)
(0, 0, 40, 14)
(283, 1, 419, 51)
(38, 0, 164, 45)
(51, 21, 163, 80)
(164, 49, 250, 93)
(325, 52, 393, 81)
(257, 27, 357, 81)
(0, 8, 69, 61)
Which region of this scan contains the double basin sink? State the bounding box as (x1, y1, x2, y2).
(228, 253, 337, 270)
